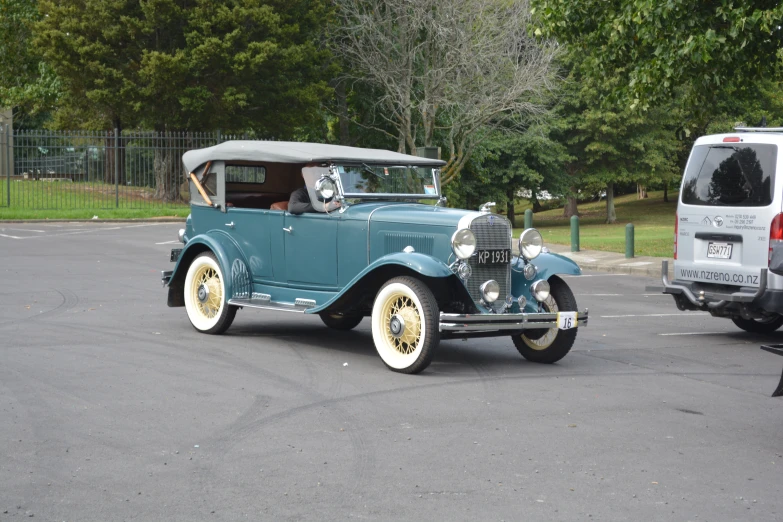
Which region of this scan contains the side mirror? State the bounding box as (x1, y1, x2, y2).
(314, 176, 336, 202)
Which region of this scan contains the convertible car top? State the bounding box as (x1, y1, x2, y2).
(182, 141, 446, 173)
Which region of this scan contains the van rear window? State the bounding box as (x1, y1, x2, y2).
(681, 144, 776, 207)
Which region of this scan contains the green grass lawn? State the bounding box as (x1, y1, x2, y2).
(511, 190, 677, 257)
(0, 179, 189, 219)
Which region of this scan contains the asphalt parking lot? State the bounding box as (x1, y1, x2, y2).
(1, 222, 782, 521)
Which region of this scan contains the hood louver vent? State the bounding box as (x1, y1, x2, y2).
(384, 233, 435, 255)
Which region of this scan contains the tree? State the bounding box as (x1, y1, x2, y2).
(551, 53, 683, 222)
(532, 0, 783, 109)
(331, 0, 559, 185)
(0, 0, 60, 126)
(35, 0, 333, 199)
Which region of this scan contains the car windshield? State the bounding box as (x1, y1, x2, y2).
(336, 164, 439, 198)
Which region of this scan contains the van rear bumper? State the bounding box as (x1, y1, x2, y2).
(647, 261, 783, 313)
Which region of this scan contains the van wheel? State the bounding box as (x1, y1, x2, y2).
(320, 313, 363, 331)
(731, 315, 783, 334)
(512, 276, 578, 364)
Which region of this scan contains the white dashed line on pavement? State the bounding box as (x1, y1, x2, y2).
(600, 313, 710, 318)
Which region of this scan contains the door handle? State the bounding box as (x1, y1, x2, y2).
(283, 226, 293, 233)
(225, 222, 235, 229)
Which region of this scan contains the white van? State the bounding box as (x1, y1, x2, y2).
(659, 127, 783, 333)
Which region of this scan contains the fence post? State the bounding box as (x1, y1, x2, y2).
(524, 208, 533, 229)
(625, 223, 635, 258)
(570, 215, 580, 252)
(114, 128, 119, 208)
(4, 125, 10, 207)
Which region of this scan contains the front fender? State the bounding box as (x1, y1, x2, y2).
(309, 252, 455, 313)
(166, 231, 250, 307)
(511, 252, 581, 310)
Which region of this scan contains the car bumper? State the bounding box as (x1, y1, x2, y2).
(648, 260, 770, 308)
(439, 309, 588, 338)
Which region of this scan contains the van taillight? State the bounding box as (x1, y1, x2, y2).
(769, 213, 783, 264)
(674, 213, 678, 260)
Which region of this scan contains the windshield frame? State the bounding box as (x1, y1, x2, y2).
(331, 163, 442, 200)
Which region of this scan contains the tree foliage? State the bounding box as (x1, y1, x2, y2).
(532, 0, 783, 109)
(331, 0, 559, 185)
(552, 54, 683, 222)
(34, 0, 333, 135)
(0, 0, 60, 124)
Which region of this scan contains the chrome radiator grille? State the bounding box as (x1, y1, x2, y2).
(467, 214, 511, 312)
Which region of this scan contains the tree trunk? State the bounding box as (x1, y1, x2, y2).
(663, 183, 669, 203)
(336, 82, 350, 145)
(637, 183, 647, 199)
(153, 137, 181, 203)
(103, 121, 125, 186)
(532, 198, 543, 212)
(606, 182, 616, 224)
(563, 185, 578, 217)
(506, 187, 515, 227)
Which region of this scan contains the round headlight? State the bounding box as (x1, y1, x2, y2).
(523, 263, 536, 280)
(178, 228, 186, 244)
(480, 280, 500, 303)
(531, 279, 550, 302)
(519, 228, 543, 260)
(517, 295, 527, 309)
(451, 228, 476, 260)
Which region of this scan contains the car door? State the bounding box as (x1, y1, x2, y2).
(282, 212, 338, 288)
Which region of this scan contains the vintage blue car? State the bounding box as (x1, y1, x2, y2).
(162, 141, 587, 373)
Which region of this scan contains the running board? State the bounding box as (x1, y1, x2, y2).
(228, 296, 316, 313)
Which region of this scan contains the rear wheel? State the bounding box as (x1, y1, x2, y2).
(184, 252, 237, 334)
(512, 276, 578, 364)
(371, 277, 439, 374)
(731, 315, 783, 334)
(320, 312, 363, 331)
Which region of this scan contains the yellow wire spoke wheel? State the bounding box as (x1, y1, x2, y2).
(513, 276, 578, 364)
(183, 252, 237, 334)
(371, 277, 439, 374)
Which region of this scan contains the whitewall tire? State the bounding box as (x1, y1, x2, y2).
(371, 277, 439, 374)
(184, 252, 237, 334)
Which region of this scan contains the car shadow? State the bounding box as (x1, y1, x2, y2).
(226, 316, 566, 376)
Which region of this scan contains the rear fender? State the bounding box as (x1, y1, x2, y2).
(166, 232, 249, 307)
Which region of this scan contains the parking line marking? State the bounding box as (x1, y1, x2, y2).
(659, 332, 728, 336)
(600, 313, 710, 318)
(576, 294, 622, 296)
(0, 233, 22, 239)
(562, 274, 629, 278)
(5, 228, 46, 233)
(156, 240, 180, 245)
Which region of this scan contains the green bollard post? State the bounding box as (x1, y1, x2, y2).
(570, 215, 579, 252)
(524, 208, 533, 229)
(625, 223, 634, 258)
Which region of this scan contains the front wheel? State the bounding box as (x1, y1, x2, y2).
(320, 312, 363, 331)
(512, 276, 578, 364)
(731, 315, 783, 334)
(371, 277, 439, 374)
(184, 252, 237, 334)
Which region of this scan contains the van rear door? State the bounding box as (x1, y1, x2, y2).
(676, 137, 780, 288)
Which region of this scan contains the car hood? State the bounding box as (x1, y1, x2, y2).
(345, 202, 475, 227)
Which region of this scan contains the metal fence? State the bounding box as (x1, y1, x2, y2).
(0, 127, 246, 210)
